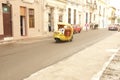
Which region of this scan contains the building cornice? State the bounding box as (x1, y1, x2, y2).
(56, 0, 67, 3)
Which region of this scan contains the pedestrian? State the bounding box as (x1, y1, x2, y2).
(117, 24, 120, 32)
(85, 23, 89, 31)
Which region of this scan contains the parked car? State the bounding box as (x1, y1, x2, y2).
(90, 23, 98, 30)
(108, 24, 118, 31)
(73, 25, 82, 34)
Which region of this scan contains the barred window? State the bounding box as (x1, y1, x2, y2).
(29, 9, 35, 28)
(74, 9, 76, 24)
(68, 8, 71, 24)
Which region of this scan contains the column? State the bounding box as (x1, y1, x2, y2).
(53, 7, 59, 31)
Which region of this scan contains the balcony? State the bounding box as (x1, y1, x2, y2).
(86, 1, 97, 12)
(109, 16, 116, 20)
(67, 0, 81, 5)
(57, 0, 67, 3)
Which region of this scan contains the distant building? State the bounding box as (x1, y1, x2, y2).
(108, 7, 116, 24)
(97, 0, 108, 28)
(106, 0, 116, 25)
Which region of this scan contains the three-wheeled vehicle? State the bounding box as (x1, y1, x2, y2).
(53, 22, 73, 42)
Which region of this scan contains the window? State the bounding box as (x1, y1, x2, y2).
(48, 13, 51, 23)
(79, 14, 81, 24)
(86, 13, 88, 23)
(99, 6, 101, 16)
(90, 12, 92, 23)
(2, 4, 10, 13)
(59, 15, 63, 22)
(29, 9, 35, 28)
(94, 14, 95, 21)
(68, 8, 71, 24)
(74, 9, 76, 24)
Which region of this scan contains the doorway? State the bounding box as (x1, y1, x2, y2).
(20, 7, 26, 36)
(20, 16, 26, 36)
(2, 4, 12, 37)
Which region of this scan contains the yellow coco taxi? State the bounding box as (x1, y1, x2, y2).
(53, 22, 73, 42)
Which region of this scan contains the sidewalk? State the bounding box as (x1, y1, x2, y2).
(100, 51, 120, 80)
(0, 32, 53, 45)
(23, 32, 120, 80)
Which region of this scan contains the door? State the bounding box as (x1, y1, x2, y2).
(2, 4, 12, 37)
(20, 16, 26, 36)
(20, 6, 27, 36)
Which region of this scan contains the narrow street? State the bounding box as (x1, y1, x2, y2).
(0, 29, 117, 80)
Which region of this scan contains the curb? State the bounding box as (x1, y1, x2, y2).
(0, 33, 53, 45)
(91, 48, 119, 80)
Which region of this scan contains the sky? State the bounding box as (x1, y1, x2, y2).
(109, 0, 120, 9)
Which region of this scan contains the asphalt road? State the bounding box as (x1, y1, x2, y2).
(0, 29, 116, 80)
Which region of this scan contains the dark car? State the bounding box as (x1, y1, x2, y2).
(108, 24, 118, 31)
(73, 25, 82, 34)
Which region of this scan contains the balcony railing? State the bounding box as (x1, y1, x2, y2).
(109, 16, 116, 20)
(86, 1, 97, 12)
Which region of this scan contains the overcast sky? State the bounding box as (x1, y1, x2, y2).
(109, 0, 120, 9)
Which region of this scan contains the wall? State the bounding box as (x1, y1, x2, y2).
(0, 0, 43, 40)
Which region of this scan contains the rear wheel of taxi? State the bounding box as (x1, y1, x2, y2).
(69, 36, 73, 42)
(55, 38, 60, 43)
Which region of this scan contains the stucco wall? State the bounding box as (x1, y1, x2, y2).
(0, 0, 44, 39)
(0, 3, 3, 35)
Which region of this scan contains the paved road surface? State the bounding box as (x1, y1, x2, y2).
(0, 29, 117, 80)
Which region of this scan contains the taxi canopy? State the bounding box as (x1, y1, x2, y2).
(57, 22, 72, 30)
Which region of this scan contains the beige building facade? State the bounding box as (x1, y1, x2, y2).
(0, 0, 116, 40)
(0, 0, 43, 40)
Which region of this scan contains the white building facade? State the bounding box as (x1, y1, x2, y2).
(43, 0, 85, 31)
(66, 0, 83, 25)
(43, 0, 67, 32)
